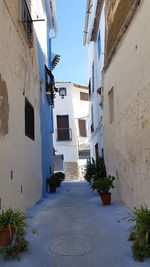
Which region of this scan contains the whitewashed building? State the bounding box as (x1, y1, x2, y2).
(0, 0, 57, 210)
(84, 0, 105, 160)
(53, 82, 90, 180)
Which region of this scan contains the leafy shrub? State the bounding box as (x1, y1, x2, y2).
(91, 175, 115, 194)
(0, 208, 30, 260)
(129, 206, 150, 261)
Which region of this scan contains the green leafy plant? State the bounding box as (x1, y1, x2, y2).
(0, 208, 30, 260)
(47, 175, 60, 186)
(47, 172, 65, 188)
(129, 206, 150, 261)
(91, 175, 115, 194)
(84, 159, 96, 184)
(84, 157, 107, 184)
(54, 172, 65, 186)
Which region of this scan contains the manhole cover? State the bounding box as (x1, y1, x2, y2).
(49, 238, 92, 256)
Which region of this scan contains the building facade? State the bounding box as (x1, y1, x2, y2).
(0, 0, 57, 210)
(84, 0, 105, 161)
(34, 0, 58, 196)
(53, 82, 90, 180)
(103, 0, 150, 208)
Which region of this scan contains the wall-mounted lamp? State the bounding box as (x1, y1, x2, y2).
(59, 87, 66, 99)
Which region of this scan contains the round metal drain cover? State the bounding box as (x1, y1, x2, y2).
(49, 238, 92, 256)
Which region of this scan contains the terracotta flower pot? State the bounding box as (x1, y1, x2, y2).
(100, 193, 111, 205)
(50, 184, 57, 193)
(0, 227, 15, 246)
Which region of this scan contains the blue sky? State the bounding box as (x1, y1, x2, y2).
(52, 0, 88, 86)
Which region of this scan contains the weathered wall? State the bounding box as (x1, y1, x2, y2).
(64, 162, 79, 180)
(0, 0, 42, 210)
(103, 0, 150, 209)
(105, 0, 140, 66)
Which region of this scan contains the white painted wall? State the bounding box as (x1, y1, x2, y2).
(53, 82, 89, 164)
(85, 1, 105, 160)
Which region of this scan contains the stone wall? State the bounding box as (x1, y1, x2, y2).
(64, 162, 79, 181)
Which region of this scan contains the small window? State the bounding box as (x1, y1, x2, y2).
(108, 87, 114, 123)
(78, 119, 87, 137)
(92, 63, 94, 92)
(21, 0, 33, 45)
(91, 105, 94, 132)
(80, 92, 88, 101)
(89, 79, 91, 97)
(98, 31, 101, 58)
(95, 143, 99, 161)
(25, 98, 34, 140)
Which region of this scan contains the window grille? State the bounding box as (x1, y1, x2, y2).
(21, 0, 33, 44)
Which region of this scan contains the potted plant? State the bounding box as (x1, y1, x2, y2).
(84, 159, 96, 184)
(0, 209, 28, 247)
(91, 175, 115, 205)
(128, 206, 150, 261)
(84, 157, 107, 185)
(47, 175, 60, 193)
(54, 172, 65, 187)
(0, 208, 31, 260)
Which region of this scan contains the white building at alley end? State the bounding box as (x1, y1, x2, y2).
(53, 82, 90, 180)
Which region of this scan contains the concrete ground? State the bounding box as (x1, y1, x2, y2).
(1, 181, 150, 267)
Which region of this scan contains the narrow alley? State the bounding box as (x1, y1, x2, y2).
(1, 181, 150, 267)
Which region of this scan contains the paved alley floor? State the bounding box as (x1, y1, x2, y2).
(1, 181, 150, 267)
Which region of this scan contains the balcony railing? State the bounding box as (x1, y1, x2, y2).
(56, 128, 72, 141)
(22, 0, 33, 44)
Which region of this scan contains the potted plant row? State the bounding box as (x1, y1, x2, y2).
(47, 172, 65, 193)
(84, 157, 115, 205)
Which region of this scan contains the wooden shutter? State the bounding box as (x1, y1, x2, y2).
(57, 115, 70, 140)
(78, 119, 86, 137)
(80, 92, 88, 101)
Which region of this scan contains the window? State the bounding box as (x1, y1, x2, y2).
(21, 0, 33, 45)
(56, 115, 71, 141)
(108, 87, 114, 123)
(25, 98, 34, 140)
(91, 105, 94, 132)
(80, 92, 88, 101)
(92, 63, 94, 92)
(97, 31, 101, 58)
(95, 143, 99, 161)
(89, 79, 91, 97)
(78, 119, 87, 137)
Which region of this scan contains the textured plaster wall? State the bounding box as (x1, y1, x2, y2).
(103, 0, 150, 209)
(64, 162, 79, 181)
(105, 0, 137, 60)
(0, 0, 42, 210)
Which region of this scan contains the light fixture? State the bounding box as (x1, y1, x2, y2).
(59, 87, 66, 99)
